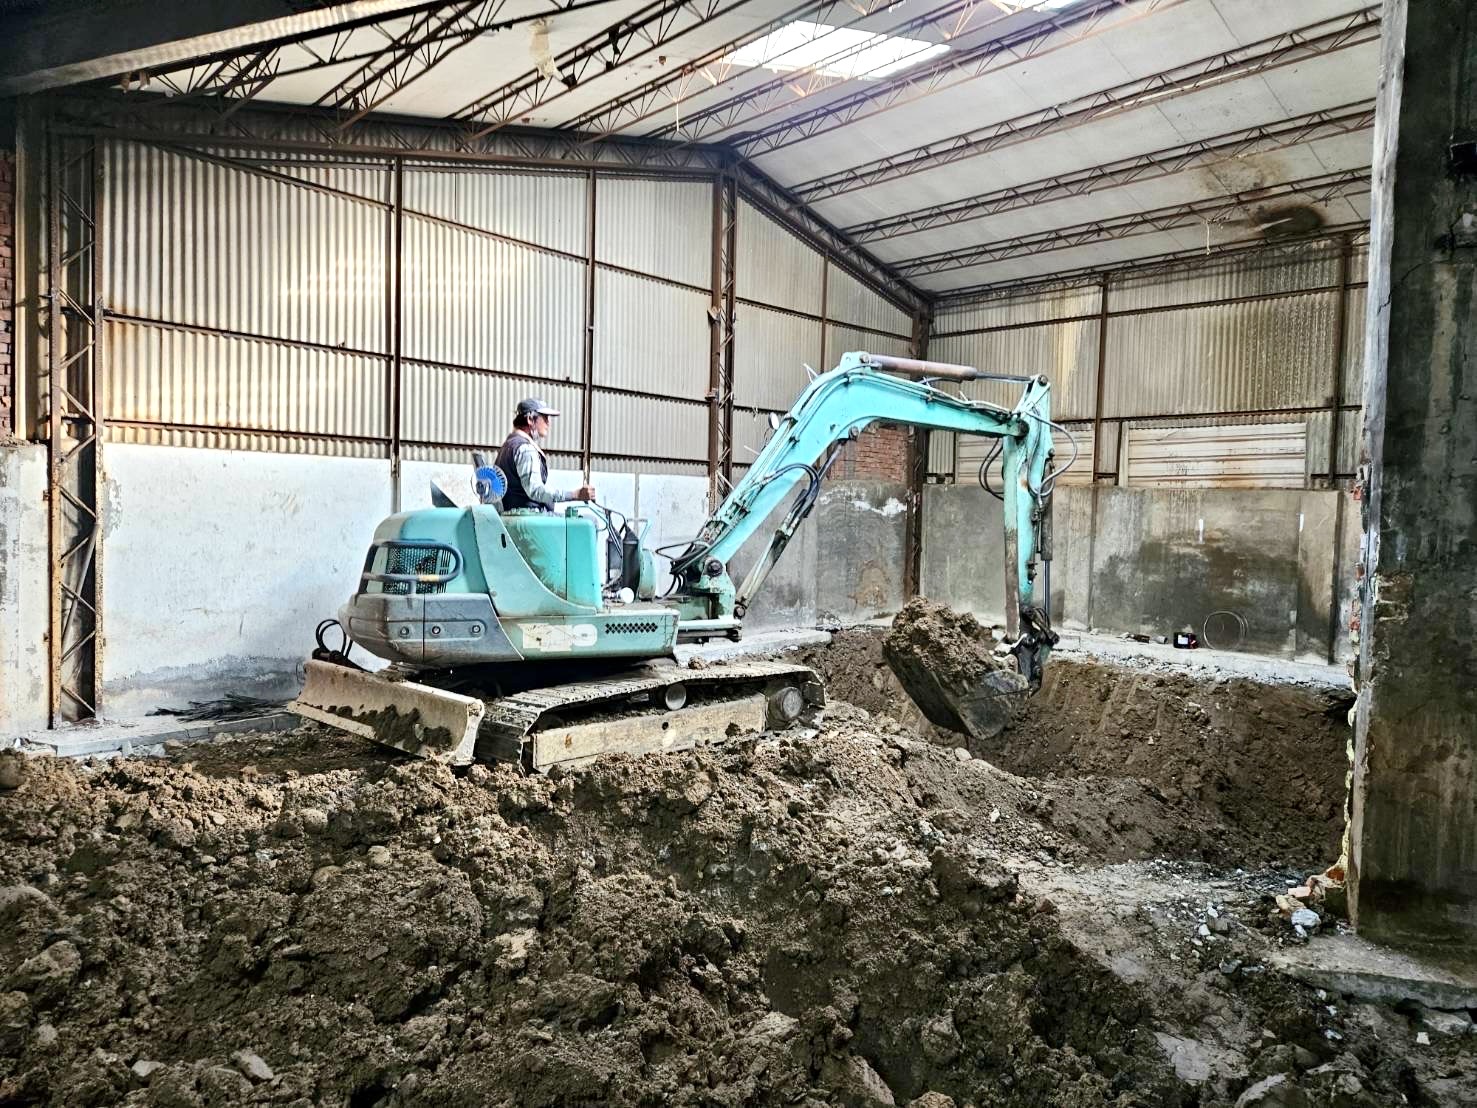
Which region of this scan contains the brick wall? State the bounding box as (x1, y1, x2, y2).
(0, 147, 13, 435)
(826, 423, 911, 483)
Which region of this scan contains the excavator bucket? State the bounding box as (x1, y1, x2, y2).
(290, 660, 486, 763)
(883, 598, 1031, 741)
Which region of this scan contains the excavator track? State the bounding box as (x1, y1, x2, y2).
(291, 658, 824, 770)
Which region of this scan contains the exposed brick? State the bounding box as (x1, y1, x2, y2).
(825, 423, 911, 484)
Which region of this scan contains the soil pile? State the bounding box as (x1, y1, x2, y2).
(0, 725, 1190, 1107)
(990, 662, 1351, 868)
(0, 696, 1466, 1107)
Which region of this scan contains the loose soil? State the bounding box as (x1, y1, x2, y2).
(0, 635, 1465, 1107)
(802, 630, 1351, 869)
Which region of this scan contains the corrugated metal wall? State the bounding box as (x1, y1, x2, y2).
(734, 198, 914, 424)
(929, 235, 1366, 487)
(98, 138, 916, 480)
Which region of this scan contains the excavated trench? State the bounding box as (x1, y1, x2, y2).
(0, 609, 1470, 1107)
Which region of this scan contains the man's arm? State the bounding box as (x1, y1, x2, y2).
(513, 440, 574, 508)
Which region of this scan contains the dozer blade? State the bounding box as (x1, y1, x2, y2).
(290, 659, 486, 763)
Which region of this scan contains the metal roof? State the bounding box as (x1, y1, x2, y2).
(13, 0, 1379, 304)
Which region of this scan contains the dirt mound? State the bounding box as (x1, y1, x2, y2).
(0, 726, 1188, 1107)
(0, 704, 1463, 1107)
(882, 598, 1011, 691)
(991, 661, 1352, 869)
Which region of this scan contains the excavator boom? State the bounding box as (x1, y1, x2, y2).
(666, 351, 1059, 685)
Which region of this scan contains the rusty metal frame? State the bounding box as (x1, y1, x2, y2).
(902, 307, 931, 597)
(314, 0, 501, 128)
(1324, 233, 1353, 488)
(44, 129, 104, 724)
(133, 0, 628, 126)
(707, 171, 737, 509)
(49, 92, 926, 313)
(390, 158, 405, 510)
(581, 169, 597, 479)
(934, 224, 1370, 306)
(1091, 276, 1110, 482)
(900, 169, 1372, 278)
(840, 101, 1378, 242)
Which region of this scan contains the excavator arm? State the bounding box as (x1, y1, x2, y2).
(668, 351, 1061, 686)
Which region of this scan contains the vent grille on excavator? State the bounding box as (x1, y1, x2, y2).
(606, 621, 660, 635)
(384, 546, 454, 595)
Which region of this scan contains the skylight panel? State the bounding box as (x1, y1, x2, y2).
(724, 20, 949, 81)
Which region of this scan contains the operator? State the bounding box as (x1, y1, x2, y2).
(495, 397, 596, 512)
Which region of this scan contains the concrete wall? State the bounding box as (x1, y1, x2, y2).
(921, 483, 1356, 664)
(728, 480, 911, 633)
(0, 441, 48, 733)
(102, 445, 396, 718)
(0, 440, 910, 727)
(1348, 0, 1477, 945)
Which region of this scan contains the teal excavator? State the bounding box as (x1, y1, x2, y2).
(291, 352, 1063, 770)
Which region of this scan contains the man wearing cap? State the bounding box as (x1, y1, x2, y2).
(495, 397, 596, 512)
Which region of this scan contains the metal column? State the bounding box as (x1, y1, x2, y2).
(389, 158, 404, 510)
(707, 171, 736, 510)
(903, 308, 932, 597)
(1090, 274, 1111, 481)
(581, 169, 597, 478)
(1323, 233, 1353, 486)
(44, 131, 104, 724)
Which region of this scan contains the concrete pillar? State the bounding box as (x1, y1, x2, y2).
(1349, 0, 1477, 945)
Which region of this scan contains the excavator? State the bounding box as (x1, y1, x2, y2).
(290, 351, 1063, 771)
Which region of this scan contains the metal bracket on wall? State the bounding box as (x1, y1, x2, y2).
(45, 128, 103, 724)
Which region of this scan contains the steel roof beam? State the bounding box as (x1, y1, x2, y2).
(736, 2, 1378, 158)
(0, 0, 439, 95)
(844, 101, 1377, 244)
(451, 0, 766, 140)
(554, 0, 914, 140)
(640, 0, 1106, 144)
(134, 0, 625, 125)
(899, 169, 1372, 278)
(734, 163, 925, 313)
(799, 12, 1382, 203)
(52, 89, 732, 172)
(313, 0, 503, 127)
(934, 222, 1369, 304)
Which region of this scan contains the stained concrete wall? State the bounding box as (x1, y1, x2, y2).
(723, 480, 910, 633)
(0, 441, 48, 733)
(102, 446, 395, 718)
(921, 483, 1356, 663)
(0, 441, 909, 726)
(1348, 0, 1477, 946)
